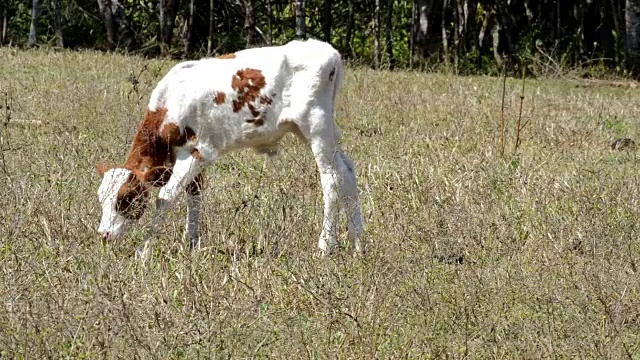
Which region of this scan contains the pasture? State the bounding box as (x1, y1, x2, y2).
(1, 48, 639, 358)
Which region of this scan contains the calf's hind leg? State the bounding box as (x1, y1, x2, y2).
(337, 151, 364, 253)
(299, 110, 363, 256)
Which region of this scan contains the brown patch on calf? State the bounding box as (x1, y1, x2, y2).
(217, 53, 236, 59)
(110, 107, 203, 220)
(245, 118, 264, 126)
(186, 173, 204, 196)
(116, 173, 148, 219)
(247, 104, 261, 118)
(160, 123, 184, 146)
(96, 164, 114, 177)
(260, 96, 272, 105)
(191, 148, 204, 161)
(142, 166, 172, 186)
(214, 92, 226, 105)
(184, 126, 197, 142)
(123, 107, 194, 187)
(231, 68, 267, 113)
(160, 124, 197, 148)
(124, 107, 172, 184)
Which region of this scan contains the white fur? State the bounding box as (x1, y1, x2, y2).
(97, 39, 364, 257)
(97, 168, 133, 238)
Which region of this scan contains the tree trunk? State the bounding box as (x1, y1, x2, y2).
(183, 0, 195, 55)
(415, 0, 431, 62)
(160, 0, 181, 56)
(267, 0, 272, 45)
(28, 0, 40, 46)
(52, 0, 63, 47)
(501, 11, 515, 61)
(345, 1, 354, 56)
(295, 0, 305, 40)
(626, 0, 640, 72)
(207, 0, 215, 55)
(575, 1, 585, 60)
(478, 9, 492, 49)
(409, 0, 416, 68)
(243, 0, 256, 46)
(611, 0, 622, 38)
(322, 0, 332, 43)
(464, 0, 477, 52)
(453, 0, 460, 70)
(492, 15, 502, 68)
(557, 0, 562, 37)
(374, 0, 381, 68)
(1, 0, 8, 45)
(615, 0, 625, 36)
(359, 23, 367, 58)
(441, 0, 449, 67)
(385, 0, 394, 69)
(98, 0, 116, 51)
(524, 0, 534, 23)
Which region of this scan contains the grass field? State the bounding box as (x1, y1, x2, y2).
(1, 47, 640, 358)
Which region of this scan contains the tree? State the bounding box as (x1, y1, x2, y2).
(1, 0, 7, 45)
(344, 1, 355, 56)
(441, 0, 449, 67)
(97, 0, 116, 51)
(626, 0, 640, 72)
(374, 0, 381, 68)
(243, 0, 256, 46)
(159, 0, 181, 56)
(0, 0, 634, 75)
(207, 0, 215, 55)
(415, 0, 432, 61)
(52, 0, 63, 47)
(491, 10, 502, 67)
(322, 0, 332, 43)
(28, 0, 40, 46)
(385, 0, 394, 69)
(266, 0, 272, 44)
(295, 0, 305, 40)
(454, 0, 477, 69)
(183, 0, 195, 54)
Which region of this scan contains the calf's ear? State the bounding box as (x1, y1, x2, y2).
(96, 164, 113, 177)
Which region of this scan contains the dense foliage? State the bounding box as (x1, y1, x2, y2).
(1, 0, 639, 76)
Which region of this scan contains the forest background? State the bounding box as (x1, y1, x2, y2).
(3, 0, 640, 77)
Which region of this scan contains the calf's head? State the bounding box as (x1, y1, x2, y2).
(96, 166, 149, 239)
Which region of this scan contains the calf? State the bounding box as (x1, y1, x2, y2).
(96, 39, 364, 257)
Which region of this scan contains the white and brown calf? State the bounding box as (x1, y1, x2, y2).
(96, 39, 364, 257)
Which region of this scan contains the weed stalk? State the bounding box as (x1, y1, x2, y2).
(0, 88, 11, 176)
(514, 65, 526, 152)
(500, 69, 506, 156)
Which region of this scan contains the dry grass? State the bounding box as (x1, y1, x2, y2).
(1, 47, 640, 358)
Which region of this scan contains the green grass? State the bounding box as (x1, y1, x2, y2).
(1, 47, 640, 358)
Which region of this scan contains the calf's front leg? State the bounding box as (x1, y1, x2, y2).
(184, 173, 204, 249)
(137, 148, 209, 260)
